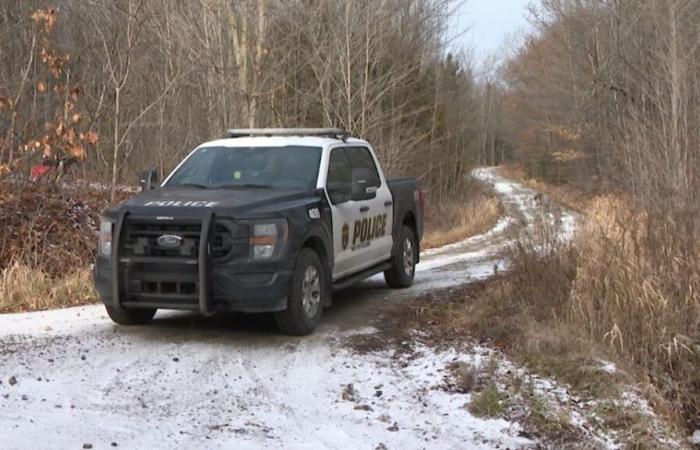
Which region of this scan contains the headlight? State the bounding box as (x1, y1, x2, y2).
(249, 220, 288, 261)
(98, 217, 114, 257)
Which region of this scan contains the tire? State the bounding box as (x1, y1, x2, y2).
(105, 305, 157, 325)
(274, 248, 326, 336)
(384, 224, 417, 288)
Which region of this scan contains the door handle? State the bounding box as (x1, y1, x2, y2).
(359, 205, 369, 213)
(384, 200, 393, 207)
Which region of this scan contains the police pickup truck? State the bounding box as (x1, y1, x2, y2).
(94, 129, 423, 335)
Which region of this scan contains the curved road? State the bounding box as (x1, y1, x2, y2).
(0, 168, 574, 450)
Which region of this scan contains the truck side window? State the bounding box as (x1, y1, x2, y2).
(327, 148, 352, 188)
(346, 147, 381, 187)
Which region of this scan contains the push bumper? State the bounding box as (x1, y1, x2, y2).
(94, 264, 291, 313)
(93, 211, 292, 315)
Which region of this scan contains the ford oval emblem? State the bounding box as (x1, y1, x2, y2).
(157, 234, 183, 248)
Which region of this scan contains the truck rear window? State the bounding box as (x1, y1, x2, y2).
(165, 146, 323, 189)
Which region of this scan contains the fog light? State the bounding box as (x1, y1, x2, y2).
(253, 244, 275, 259)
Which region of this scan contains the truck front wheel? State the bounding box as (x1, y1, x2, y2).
(384, 225, 417, 288)
(105, 305, 157, 325)
(274, 248, 326, 335)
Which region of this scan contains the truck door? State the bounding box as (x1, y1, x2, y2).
(326, 147, 364, 279)
(326, 146, 394, 280)
(344, 146, 394, 267)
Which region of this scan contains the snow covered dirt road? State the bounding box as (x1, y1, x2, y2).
(0, 168, 573, 450)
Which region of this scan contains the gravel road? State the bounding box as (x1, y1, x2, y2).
(0, 168, 575, 450)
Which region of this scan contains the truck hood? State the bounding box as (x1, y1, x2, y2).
(116, 187, 324, 217)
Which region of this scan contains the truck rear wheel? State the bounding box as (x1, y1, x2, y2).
(274, 248, 326, 336)
(384, 225, 417, 288)
(105, 305, 157, 325)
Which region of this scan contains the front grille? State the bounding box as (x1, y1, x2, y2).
(121, 218, 249, 260)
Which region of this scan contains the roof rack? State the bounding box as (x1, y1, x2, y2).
(225, 128, 351, 141)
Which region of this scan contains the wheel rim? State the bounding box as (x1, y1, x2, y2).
(402, 237, 415, 277)
(301, 265, 322, 317)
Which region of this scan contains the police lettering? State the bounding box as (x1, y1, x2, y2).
(144, 200, 220, 207)
(352, 214, 387, 245)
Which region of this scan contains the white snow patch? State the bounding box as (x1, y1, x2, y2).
(421, 216, 515, 257)
(690, 430, 700, 445)
(596, 359, 618, 375)
(0, 323, 533, 449)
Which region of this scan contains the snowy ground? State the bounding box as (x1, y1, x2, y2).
(0, 168, 574, 450)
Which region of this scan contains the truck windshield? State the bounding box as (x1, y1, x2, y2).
(165, 146, 322, 189)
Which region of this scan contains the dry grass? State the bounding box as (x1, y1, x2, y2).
(458, 195, 699, 435)
(484, 165, 700, 433)
(569, 196, 700, 430)
(468, 386, 507, 418)
(422, 180, 502, 249)
(449, 244, 627, 398)
(0, 262, 97, 313)
(520, 390, 580, 443)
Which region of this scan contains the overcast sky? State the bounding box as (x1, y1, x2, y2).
(450, 0, 533, 66)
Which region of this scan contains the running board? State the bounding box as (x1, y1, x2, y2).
(332, 262, 392, 292)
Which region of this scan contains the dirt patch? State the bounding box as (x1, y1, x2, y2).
(345, 283, 489, 356)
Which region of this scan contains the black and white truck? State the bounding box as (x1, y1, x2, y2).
(94, 129, 424, 335)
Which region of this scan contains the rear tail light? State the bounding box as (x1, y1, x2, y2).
(418, 189, 426, 213)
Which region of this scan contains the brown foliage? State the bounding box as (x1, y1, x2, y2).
(0, 182, 128, 278)
(30, 8, 57, 33)
(1, 7, 97, 178)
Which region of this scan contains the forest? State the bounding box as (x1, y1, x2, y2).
(0, 0, 505, 202)
(1, 0, 698, 438)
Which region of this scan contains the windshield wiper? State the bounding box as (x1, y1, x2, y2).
(170, 183, 209, 189)
(218, 183, 273, 189)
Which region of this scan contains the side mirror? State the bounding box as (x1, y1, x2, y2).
(139, 168, 159, 192)
(327, 182, 351, 204)
(351, 168, 377, 201)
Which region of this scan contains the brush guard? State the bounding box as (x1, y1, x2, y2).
(111, 211, 216, 316)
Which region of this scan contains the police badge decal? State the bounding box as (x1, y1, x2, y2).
(341, 223, 349, 250)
